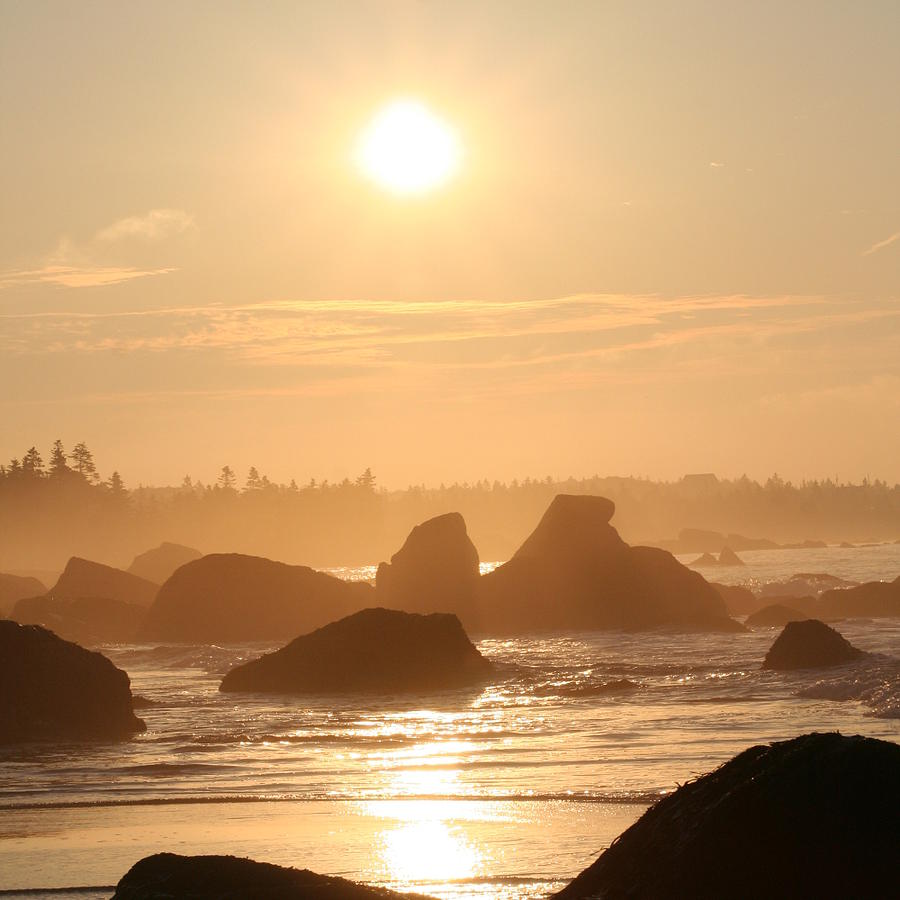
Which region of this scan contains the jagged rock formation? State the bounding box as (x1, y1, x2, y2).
(375, 512, 481, 629)
(478, 495, 741, 632)
(11, 594, 145, 645)
(689, 552, 719, 568)
(745, 603, 808, 628)
(817, 576, 900, 618)
(51, 557, 159, 606)
(220, 607, 492, 694)
(139, 554, 374, 643)
(762, 619, 866, 670)
(0, 620, 145, 742)
(0, 573, 47, 616)
(112, 853, 435, 900)
(554, 732, 900, 900)
(128, 542, 202, 585)
(716, 546, 744, 566)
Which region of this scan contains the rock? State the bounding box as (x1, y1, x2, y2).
(0, 573, 47, 613)
(10, 594, 146, 645)
(689, 552, 719, 568)
(479, 495, 742, 632)
(220, 607, 492, 694)
(761, 619, 866, 670)
(113, 853, 435, 899)
(717, 546, 744, 566)
(0, 620, 145, 742)
(554, 732, 900, 900)
(817, 578, 900, 618)
(140, 554, 374, 643)
(760, 572, 856, 600)
(376, 512, 481, 629)
(128, 542, 202, 585)
(745, 603, 808, 628)
(782, 539, 828, 550)
(52, 557, 159, 606)
(710, 583, 758, 616)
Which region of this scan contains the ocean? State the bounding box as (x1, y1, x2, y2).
(1, 545, 898, 898)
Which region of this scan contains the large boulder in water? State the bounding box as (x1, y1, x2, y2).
(762, 619, 866, 670)
(554, 732, 900, 900)
(127, 542, 202, 585)
(11, 594, 146, 645)
(0, 573, 47, 614)
(710, 582, 758, 616)
(52, 557, 159, 606)
(220, 607, 492, 694)
(376, 512, 481, 629)
(140, 553, 374, 643)
(0, 620, 145, 742)
(817, 578, 900, 618)
(745, 603, 809, 628)
(479, 495, 741, 632)
(113, 852, 435, 900)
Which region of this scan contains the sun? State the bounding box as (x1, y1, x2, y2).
(355, 99, 461, 195)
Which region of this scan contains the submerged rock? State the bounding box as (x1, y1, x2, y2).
(555, 732, 900, 900)
(52, 557, 159, 606)
(479, 495, 741, 632)
(113, 853, 435, 899)
(745, 603, 809, 628)
(127, 542, 202, 585)
(220, 607, 492, 694)
(760, 572, 856, 600)
(817, 577, 900, 618)
(0, 620, 145, 742)
(376, 512, 481, 629)
(11, 594, 146, 645)
(762, 619, 866, 670)
(139, 553, 374, 643)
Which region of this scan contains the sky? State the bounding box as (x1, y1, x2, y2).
(1, 1, 898, 488)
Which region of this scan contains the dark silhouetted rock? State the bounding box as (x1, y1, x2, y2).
(11, 594, 146, 645)
(128, 542, 202, 585)
(0, 620, 145, 742)
(0, 573, 47, 614)
(376, 512, 480, 629)
(760, 572, 856, 600)
(762, 619, 866, 670)
(710, 583, 758, 616)
(717, 546, 744, 566)
(220, 607, 492, 694)
(113, 853, 435, 900)
(782, 539, 828, 550)
(817, 578, 900, 618)
(554, 732, 900, 900)
(745, 603, 808, 628)
(52, 557, 159, 607)
(140, 554, 374, 643)
(479, 495, 741, 632)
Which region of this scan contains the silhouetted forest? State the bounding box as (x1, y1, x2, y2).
(2, 441, 899, 577)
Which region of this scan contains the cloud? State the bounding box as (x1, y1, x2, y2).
(861, 231, 900, 257)
(95, 208, 195, 242)
(0, 264, 177, 289)
(709, 161, 725, 168)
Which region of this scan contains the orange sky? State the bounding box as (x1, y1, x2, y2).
(1, 2, 898, 487)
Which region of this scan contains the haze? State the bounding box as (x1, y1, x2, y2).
(1, 1, 898, 488)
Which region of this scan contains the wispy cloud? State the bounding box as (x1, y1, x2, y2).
(861, 231, 900, 257)
(95, 208, 194, 242)
(0, 264, 177, 290)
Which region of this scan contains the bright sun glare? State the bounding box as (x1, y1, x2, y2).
(355, 99, 461, 195)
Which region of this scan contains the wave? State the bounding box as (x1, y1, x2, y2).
(531, 678, 642, 698)
(797, 657, 900, 718)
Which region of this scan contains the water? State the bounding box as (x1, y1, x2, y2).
(1, 546, 898, 897)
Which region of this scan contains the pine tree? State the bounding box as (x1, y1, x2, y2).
(107, 471, 127, 497)
(22, 446, 44, 477)
(217, 465, 236, 490)
(355, 467, 376, 491)
(245, 467, 263, 491)
(69, 442, 99, 483)
(49, 440, 69, 478)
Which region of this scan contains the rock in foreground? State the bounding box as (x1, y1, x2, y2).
(220, 607, 492, 694)
(479, 495, 741, 632)
(376, 512, 481, 629)
(762, 619, 866, 670)
(113, 853, 435, 900)
(0, 620, 145, 742)
(127, 542, 202, 585)
(140, 554, 374, 643)
(555, 732, 900, 900)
